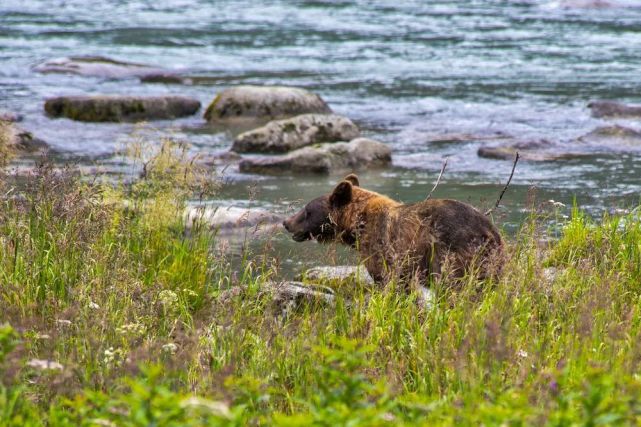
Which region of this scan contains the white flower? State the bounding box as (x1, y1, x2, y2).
(158, 290, 179, 306)
(517, 349, 528, 358)
(103, 347, 125, 366)
(27, 359, 64, 371)
(182, 288, 198, 298)
(180, 396, 231, 418)
(162, 343, 178, 354)
(55, 319, 72, 327)
(547, 199, 566, 208)
(88, 301, 100, 310)
(116, 323, 146, 337)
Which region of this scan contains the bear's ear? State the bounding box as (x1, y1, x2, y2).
(343, 173, 359, 187)
(330, 181, 353, 207)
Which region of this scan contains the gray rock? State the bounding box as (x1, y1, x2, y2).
(263, 281, 335, 307)
(423, 130, 511, 144)
(44, 95, 201, 122)
(300, 265, 374, 285)
(232, 114, 360, 153)
(33, 56, 169, 79)
(140, 73, 190, 84)
(0, 121, 48, 154)
(239, 137, 392, 175)
(203, 85, 332, 123)
(478, 139, 581, 161)
(184, 206, 281, 230)
(578, 125, 641, 146)
(588, 100, 641, 118)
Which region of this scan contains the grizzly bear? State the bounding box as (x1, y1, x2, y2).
(283, 174, 504, 285)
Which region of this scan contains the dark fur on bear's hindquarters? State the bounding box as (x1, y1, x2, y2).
(283, 174, 505, 285)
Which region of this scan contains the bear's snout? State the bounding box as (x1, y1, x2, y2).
(282, 219, 291, 231)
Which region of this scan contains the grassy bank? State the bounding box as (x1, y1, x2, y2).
(2, 145, 641, 425)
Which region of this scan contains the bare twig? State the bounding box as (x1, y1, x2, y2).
(426, 157, 448, 201)
(485, 152, 519, 216)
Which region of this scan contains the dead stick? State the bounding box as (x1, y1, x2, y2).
(485, 152, 519, 215)
(426, 157, 448, 200)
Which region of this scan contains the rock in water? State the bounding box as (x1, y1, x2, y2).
(477, 139, 581, 161)
(203, 86, 332, 123)
(578, 125, 641, 147)
(0, 121, 48, 154)
(588, 100, 641, 118)
(184, 206, 281, 230)
(33, 56, 171, 79)
(238, 137, 392, 175)
(232, 114, 360, 153)
(44, 95, 201, 122)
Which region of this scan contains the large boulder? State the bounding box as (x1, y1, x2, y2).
(578, 125, 641, 147)
(232, 114, 360, 153)
(33, 56, 172, 80)
(588, 100, 641, 118)
(44, 95, 201, 122)
(0, 121, 48, 154)
(203, 86, 332, 123)
(478, 139, 581, 161)
(239, 137, 392, 175)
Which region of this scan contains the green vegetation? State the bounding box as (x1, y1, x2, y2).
(2, 141, 641, 425)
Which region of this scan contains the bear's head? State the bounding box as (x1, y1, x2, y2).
(282, 174, 359, 243)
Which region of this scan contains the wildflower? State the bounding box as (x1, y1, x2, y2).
(180, 396, 231, 418)
(103, 347, 125, 367)
(162, 343, 178, 354)
(116, 323, 146, 337)
(88, 301, 100, 310)
(26, 359, 64, 371)
(55, 319, 72, 327)
(547, 199, 566, 208)
(182, 288, 198, 298)
(517, 349, 528, 358)
(158, 290, 179, 306)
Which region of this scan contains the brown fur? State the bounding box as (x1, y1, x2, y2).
(283, 174, 504, 285)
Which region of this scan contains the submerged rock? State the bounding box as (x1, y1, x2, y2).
(44, 95, 201, 122)
(588, 100, 641, 118)
(239, 137, 392, 175)
(184, 206, 281, 230)
(300, 265, 374, 285)
(33, 56, 169, 79)
(0, 111, 22, 123)
(140, 73, 190, 84)
(478, 139, 580, 161)
(422, 130, 511, 144)
(203, 85, 332, 123)
(578, 125, 641, 146)
(0, 121, 48, 154)
(232, 114, 360, 153)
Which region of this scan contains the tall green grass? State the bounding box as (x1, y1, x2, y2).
(1, 145, 641, 425)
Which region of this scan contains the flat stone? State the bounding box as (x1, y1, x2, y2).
(33, 56, 168, 79)
(140, 73, 190, 84)
(239, 137, 392, 175)
(232, 114, 360, 153)
(577, 125, 641, 146)
(423, 130, 511, 144)
(300, 265, 374, 285)
(588, 100, 641, 118)
(478, 139, 581, 161)
(44, 95, 201, 122)
(203, 85, 332, 123)
(184, 206, 281, 230)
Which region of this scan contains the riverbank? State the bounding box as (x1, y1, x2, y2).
(2, 147, 641, 425)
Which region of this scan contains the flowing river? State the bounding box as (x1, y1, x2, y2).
(2, 0, 641, 276)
